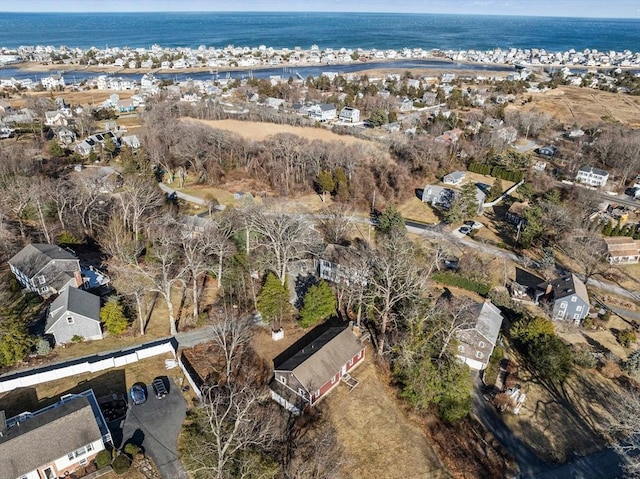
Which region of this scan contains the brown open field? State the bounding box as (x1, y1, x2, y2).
(8, 89, 136, 108)
(323, 356, 450, 479)
(191, 118, 371, 145)
(516, 86, 640, 128)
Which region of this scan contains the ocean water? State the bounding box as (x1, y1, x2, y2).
(0, 12, 638, 52)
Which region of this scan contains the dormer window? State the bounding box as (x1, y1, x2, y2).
(67, 316, 74, 324)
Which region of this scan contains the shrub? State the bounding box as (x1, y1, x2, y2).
(95, 449, 112, 469)
(112, 454, 131, 474)
(71, 335, 84, 343)
(35, 338, 52, 356)
(123, 443, 140, 457)
(431, 272, 491, 296)
(625, 349, 640, 374)
(616, 329, 637, 348)
(573, 350, 597, 369)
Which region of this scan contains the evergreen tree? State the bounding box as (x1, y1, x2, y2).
(298, 281, 336, 328)
(377, 203, 406, 236)
(257, 271, 294, 329)
(49, 140, 65, 158)
(333, 167, 350, 201)
(602, 219, 614, 236)
(315, 170, 335, 202)
(444, 183, 478, 223)
(100, 297, 129, 335)
(520, 205, 544, 248)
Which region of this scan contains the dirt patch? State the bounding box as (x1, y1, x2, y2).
(516, 86, 640, 128)
(190, 118, 372, 145)
(322, 356, 450, 479)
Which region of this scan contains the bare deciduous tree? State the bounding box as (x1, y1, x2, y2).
(318, 204, 355, 245)
(367, 232, 425, 356)
(209, 309, 255, 381)
(249, 208, 320, 285)
(560, 229, 609, 285)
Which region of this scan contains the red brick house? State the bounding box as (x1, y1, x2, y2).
(270, 323, 365, 414)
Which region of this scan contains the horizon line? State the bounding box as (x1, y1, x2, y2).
(0, 10, 637, 20)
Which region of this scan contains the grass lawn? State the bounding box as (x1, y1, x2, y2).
(322, 355, 450, 479)
(397, 196, 439, 224)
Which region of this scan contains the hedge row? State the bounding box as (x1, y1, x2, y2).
(468, 162, 524, 182)
(431, 272, 492, 296)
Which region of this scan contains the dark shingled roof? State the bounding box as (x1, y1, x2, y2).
(274, 323, 363, 390)
(45, 287, 101, 333)
(0, 396, 102, 478)
(8, 243, 77, 278)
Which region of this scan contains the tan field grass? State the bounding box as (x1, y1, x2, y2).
(191, 118, 371, 145)
(323, 356, 450, 479)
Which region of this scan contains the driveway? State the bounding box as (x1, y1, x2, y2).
(114, 379, 188, 479)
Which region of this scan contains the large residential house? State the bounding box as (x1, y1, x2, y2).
(338, 106, 360, 123)
(535, 273, 590, 323)
(40, 73, 65, 90)
(604, 237, 640, 264)
(46, 287, 103, 344)
(270, 323, 366, 415)
(576, 166, 609, 187)
(456, 301, 504, 370)
(0, 390, 111, 479)
(307, 103, 337, 122)
(9, 244, 82, 298)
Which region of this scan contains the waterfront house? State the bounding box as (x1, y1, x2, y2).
(40, 73, 65, 90)
(0, 390, 111, 479)
(456, 301, 504, 370)
(604, 237, 640, 264)
(270, 322, 366, 414)
(45, 287, 103, 344)
(576, 166, 609, 187)
(9, 243, 82, 298)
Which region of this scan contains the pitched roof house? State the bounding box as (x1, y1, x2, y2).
(270, 323, 365, 414)
(604, 237, 640, 264)
(456, 301, 504, 370)
(535, 273, 590, 323)
(338, 106, 360, 123)
(315, 242, 369, 286)
(0, 390, 111, 479)
(307, 103, 337, 122)
(576, 166, 609, 187)
(9, 244, 82, 298)
(46, 287, 102, 344)
(442, 171, 466, 185)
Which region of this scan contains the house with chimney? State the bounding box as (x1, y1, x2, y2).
(0, 390, 111, 479)
(8, 244, 82, 298)
(535, 273, 590, 323)
(456, 301, 504, 371)
(270, 322, 366, 415)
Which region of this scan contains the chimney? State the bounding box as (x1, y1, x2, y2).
(545, 284, 553, 295)
(0, 410, 6, 436)
(74, 270, 83, 288)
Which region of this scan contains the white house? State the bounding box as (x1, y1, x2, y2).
(443, 171, 466, 185)
(40, 73, 65, 90)
(0, 390, 111, 479)
(308, 103, 336, 122)
(576, 166, 609, 187)
(338, 106, 360, 123)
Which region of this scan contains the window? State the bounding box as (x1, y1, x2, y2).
(574, 314, 581, 320)
(475, 351, 484, 359)
(478, 341, 485, 348)
(68, 452, 75, 460)
(571, 296, 577, 302)
(298, 388, 306, 397)
(74, 446, 87, 457)
(348, 359, 353, 367)
(67, 316, 74, 324)
(86, 443, 94, 453)
(37, 275, 46, 285)
(79, 458, 88, 465)
(279, 376, 286, 385)
(40, 286, 49, 294)
(576, 306, 582, 312)
(458, 345, 464, 352)
(331, 375, 336, 384)
(560, 302, 567, 309)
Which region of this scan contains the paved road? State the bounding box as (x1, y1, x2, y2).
(118, 379, 188, 479)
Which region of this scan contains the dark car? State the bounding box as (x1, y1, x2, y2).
(130, 383, 147, 405)
(152, 377, 168, 399)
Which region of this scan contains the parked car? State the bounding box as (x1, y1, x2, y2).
(152, 377, 168, 399)
(130, 383, 147, 405)
(459, 225, 472, 235)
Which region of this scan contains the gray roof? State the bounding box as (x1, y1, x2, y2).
(9, 243, 78, 278)
(461, 301, 504, 346)
(0, 396, 102, 478)
(443, 171, 466, 181)
(540, 273, 590, 304)
(46, 287, 100, 332)
(319, 103, 336, 111)
(274, 325, 363, 390)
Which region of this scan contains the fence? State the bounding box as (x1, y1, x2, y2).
(0, 338, 202, 399)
